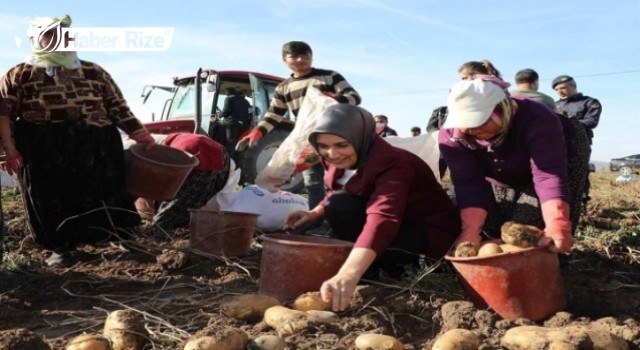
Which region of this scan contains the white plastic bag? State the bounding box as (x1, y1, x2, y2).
(206, 169, 309, 231)
(383, 131, 442, 181)
(255, 87, 337, 192)
(254, 86, 442, 189)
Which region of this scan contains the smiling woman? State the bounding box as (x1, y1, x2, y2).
(283, 104, 460, 312)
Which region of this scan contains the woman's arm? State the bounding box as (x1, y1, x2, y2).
(320, 247, 376, 311)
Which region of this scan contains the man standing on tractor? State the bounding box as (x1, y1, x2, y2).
(237, 41, 361, 235)
(221, 87, 251, 160)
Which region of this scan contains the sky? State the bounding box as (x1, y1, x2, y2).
(1, 0, 639, 163)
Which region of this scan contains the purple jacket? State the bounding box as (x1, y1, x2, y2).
(439, 98, 571, 211)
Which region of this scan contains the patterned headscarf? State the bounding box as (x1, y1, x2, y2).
(26, 15, 79, 75)
(308, 104, 377, 169)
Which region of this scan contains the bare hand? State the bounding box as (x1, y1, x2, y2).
(129, 131, 156, 150)
(320, 272, 359, 311)
(284, 210, 317, 230)
(0, 150, 23, 176)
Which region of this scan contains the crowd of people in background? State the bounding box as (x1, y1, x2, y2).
(0, 15, 606, 311)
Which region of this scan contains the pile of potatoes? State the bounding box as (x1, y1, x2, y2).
(187, 291, 401, 350)
(454, 221, 545, 258)
(66, 292, 404, 350)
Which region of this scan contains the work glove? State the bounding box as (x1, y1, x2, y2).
(456, 207, 488, 247)
(0, 150, 23, 176)
(129, 131, 156, 150)
(539, 199, 573, 253)
(321, 91, 337, 100)
(294, 145, 320, 174)
(235, 128, 263, 151)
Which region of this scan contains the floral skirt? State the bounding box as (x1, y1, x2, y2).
(14, 119, 140, 251)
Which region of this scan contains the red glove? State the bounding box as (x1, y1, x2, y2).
(294, 145, 320, 174)
(540, 199, 573, 253)
(321, 91, 337, 100)
(0, 150, 23, 176)
(457, 207, 488, 246)
(129, 131, 156, 150)
(236, 128, 263, 151)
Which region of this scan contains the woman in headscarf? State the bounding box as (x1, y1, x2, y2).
(284, 104, 460, 311)
(0, 15, 155, 266)
(439, 77, 589, 256)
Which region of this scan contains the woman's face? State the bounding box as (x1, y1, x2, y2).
(315, 133, 357, 169)
(459, 110, 502, 140)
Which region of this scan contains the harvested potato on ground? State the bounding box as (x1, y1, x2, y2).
(500, 243, 526, 253)
(501, 325, 591, 349)
(66, 334, 112, 350)
(354, 333, 403, 350)
(501, 221, 544, 247)
(183, 328, 248, 350)
(432, 328, 480, 350)
(221, 294, 281, 322)
(477, 242, 503, 257)
(292, 291, 331, 311)
(247, 335, 286, 350)
(454, 241, 478, 257)
(306, 310, 339, 324)
(263, 306, 312, 335)
(103, 310, 147, 350)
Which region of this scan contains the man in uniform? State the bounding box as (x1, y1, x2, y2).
(553, 75, 602, 203)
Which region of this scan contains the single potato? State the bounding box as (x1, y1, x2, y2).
(477, 242, 503, 257)
(354, 333, 403, 350)
(183, 328, 248, 350)
(103, 310, 146, 350)
(292, 291, 331, 311)
(263, 306, 311, 335)
(221, 294, 281, 322)
(454, 241, 478, 258)
(247, 335, 286, 350)
(432, 328, 481, 350)
(66, 334, 111, 350)
(500, 243, 526, 253)
(501, 221, 544, 248)
(306, 310, 339, 324)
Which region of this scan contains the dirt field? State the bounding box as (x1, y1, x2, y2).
(1, 172, 639, 350)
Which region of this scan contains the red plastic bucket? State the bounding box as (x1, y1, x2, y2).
(189, 210, 259, 257)
(126, 144, 199, 200)
(445, 243, 565, 321)
(259, 234, 353, 302)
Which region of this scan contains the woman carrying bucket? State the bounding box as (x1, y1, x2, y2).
(0, 15, 155, 267)
(284, 104, 460, 311)
(438, 77, 589, 255)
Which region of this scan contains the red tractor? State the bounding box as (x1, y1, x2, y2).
(140, 68, 303, 192)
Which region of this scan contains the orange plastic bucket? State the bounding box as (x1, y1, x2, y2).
(259, 234, 353, 302)
(445, 243, 565, 321)
(126, 144, 199, 200)
(189, 210, 259, 257)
